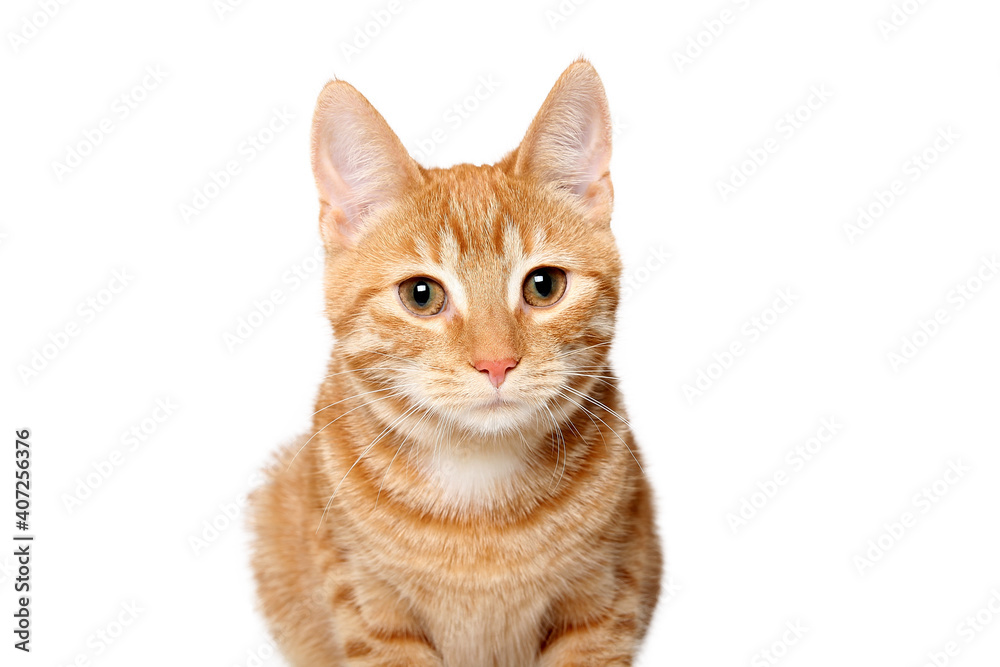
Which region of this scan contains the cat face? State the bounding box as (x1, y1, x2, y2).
(312, 61, 621, 437)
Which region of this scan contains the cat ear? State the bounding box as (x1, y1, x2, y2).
(310, 80, 423, 246)
(508, 59, 613, 223)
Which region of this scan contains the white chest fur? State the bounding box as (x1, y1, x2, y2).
(422, 443, 528, 509)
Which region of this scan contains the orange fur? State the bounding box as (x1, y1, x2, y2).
(250, 59, 662, 666)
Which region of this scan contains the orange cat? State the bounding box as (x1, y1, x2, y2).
(250, 59, 662, 666)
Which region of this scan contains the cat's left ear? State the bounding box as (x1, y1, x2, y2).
(507, 59, 613, 224)
(310, 80, 424, 246)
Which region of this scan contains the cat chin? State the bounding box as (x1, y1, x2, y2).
(446, 401, 540, 438)
(470, 395, 519, 410)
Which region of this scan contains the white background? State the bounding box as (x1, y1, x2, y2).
(2, 0, 999, 665)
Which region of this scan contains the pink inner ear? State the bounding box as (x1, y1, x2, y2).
(311, 81, 422, 245)
(572, 119, 610, 198)
(316, 149, 359, 233)
(511, 62, 613, 213)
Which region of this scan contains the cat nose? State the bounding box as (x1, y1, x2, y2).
(473, 358, 519, 388)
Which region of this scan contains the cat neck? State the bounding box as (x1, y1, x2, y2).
(313, 373, 622, 518)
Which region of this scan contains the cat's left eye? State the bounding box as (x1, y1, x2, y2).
(523, 267, 568, 308)
(398, 277, 447, 316)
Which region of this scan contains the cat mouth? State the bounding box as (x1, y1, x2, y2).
(473, 395, 519, 410)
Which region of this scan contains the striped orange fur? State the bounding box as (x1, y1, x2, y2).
(250, 59, 662, 666)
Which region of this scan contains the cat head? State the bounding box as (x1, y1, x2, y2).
(311, 60, 621, 437)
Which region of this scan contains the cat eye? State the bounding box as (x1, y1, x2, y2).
(398, 277, 447, 316)
(522, 267, 568, 308)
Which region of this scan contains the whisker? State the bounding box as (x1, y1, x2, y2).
(557, 403, 586, 487)
(309, 384, 413, 418)
(375, 400, 432, 509)
(563, 372, 620, 384)
(558, 390, 608, 454)
(358, 350, 447, 372)
(322, 366, 418, 380)
(285, 389, 412, 470)
(556, 387, 643, 474)
(562, 384, 632, 429)
(550, 340, 613, 361)
(562, 372, 621, 395)
(317, 402, 424, 533)
(541, 403, 567, 490)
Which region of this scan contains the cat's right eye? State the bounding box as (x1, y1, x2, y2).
(398, 277, 447, 316)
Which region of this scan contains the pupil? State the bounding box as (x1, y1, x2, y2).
(533, 273, 552, 297)
(413, 282, 430, 307)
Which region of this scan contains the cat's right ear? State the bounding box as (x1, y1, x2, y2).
(310, 81, 423, 247)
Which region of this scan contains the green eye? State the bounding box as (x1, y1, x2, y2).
(523, 267, 567, 308)
(399, 277, 446, 316)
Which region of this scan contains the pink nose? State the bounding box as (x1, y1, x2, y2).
(473, 358, 519, 388)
